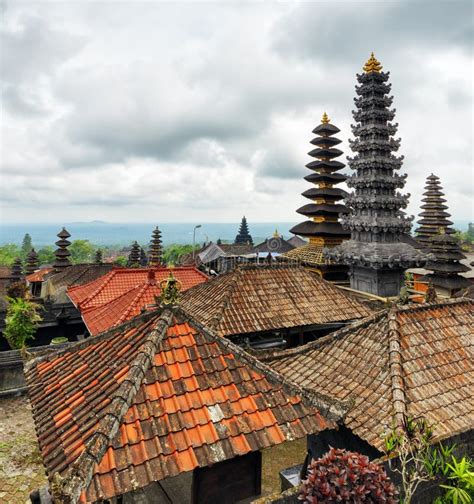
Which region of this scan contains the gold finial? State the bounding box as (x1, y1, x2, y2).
(273, 228, 280, 238)
(321, 112, 330, 124)
(159, 271, 182, 306)
(363, 52, 382, 73)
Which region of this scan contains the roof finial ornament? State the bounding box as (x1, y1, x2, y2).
(321, 112, 330, 124)
(363, 52, 382, 73)
(159, 271, 182, 306)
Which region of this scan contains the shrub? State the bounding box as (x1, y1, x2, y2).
(3, 297, 42, 349)
(299, 447, 398, 503)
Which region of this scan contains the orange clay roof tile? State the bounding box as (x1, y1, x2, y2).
(68, 267, 208, 335)
(25, 307, 342, 503)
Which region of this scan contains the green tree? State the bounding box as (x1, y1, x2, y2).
(163, 244, 197, 265)
(69, 240, 95, 264)
(0, 244, 21, 266)
(21, 233, 33, 257)
(115, 256, 128, 266)
(37, 246, 55, 265)
(3, 297, 42, 349)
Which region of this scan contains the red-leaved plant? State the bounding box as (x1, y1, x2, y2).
(299, 447, 398, 503)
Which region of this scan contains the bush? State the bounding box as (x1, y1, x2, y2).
(299, 447, 398, 503)
(3, 297, 42, 349)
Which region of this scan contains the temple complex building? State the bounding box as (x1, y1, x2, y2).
(326, 54, 427, 297)
(234, 216, 253, 245)
(283, 113, 350, 281)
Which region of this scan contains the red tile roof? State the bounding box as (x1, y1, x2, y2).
(25, 308, 340, 503)
(25, 268, 54, 283)
(81, 281, 161, 335)
(181, 265, 373, 337)
(68, 267, 208, 312)
(262, 299, 474, 450)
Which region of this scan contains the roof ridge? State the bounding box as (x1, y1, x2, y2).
(396, 297, 473, 313)
(387, 304, 407, 429)
(256, 310, 387, 362)
(24, 309, 161, 371)
(177, 306, 350, 423)
(50, 309, 174, 503)
(79, 269, 118, 308)
(207, 267, 243, 333)
(118, 283, 153, 325)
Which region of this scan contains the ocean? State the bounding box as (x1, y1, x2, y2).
(0, 222, 300, 247)
(1, 220, 470, 248)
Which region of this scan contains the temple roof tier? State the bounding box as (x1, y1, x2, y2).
(348, 154, 404, 170)
(302, 187, 349, 200)
(354, 95, 394, 109)
(345, 193, 409, 210)
(346, 173, 406, 189)
(310, 136, 342, 148)
(355, 81, 391, 96)
(304, 173, 347, 184)
(312, 123, 341, 135)
(349, 137, 401, 153)
(296, 203, 350, 216)
(305, 159, 345, 171)
(290, 221, 352, 237)
(352, 107, 396, 123)
(351, 122, 398, 137)
(308, 147, 343, 159)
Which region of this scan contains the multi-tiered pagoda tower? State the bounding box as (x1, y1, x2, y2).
(326, 54, 427, 297)
(10, 257, 23, 283)
(25, 248, 39, 275)
(148, 227, 163, 267)
(289, 113, 350, 280)
(415, 174, 455, 245)
(53, 228, 72, 270)
(422, 231, 470, 296)
(128, 241, 141, 267)
(234, 216, 253, 245)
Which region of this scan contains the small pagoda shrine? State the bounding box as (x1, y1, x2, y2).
(94, 249, 103, 264)
(127, 241, 141, 267)
(10, 257, 23, 283)
(415, 174, 455, 246)
(234, 216, 253, 245)
(53, 228, 72, 270)
(422, 230, 470, 297)
(148, 227, 163, 267)
(326, 53, 427, 297)
(288, 113, 350, 281)
(25, 248, 39, 275)
(140, 247, 148, 267)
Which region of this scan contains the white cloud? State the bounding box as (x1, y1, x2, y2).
(0, 0, 472, 227)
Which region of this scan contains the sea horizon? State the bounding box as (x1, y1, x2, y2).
(1, 219, 471, 248)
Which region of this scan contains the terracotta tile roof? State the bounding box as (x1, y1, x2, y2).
(261, 299, 474, 450)
(25, 268, 54, 283)
(25, 308, 341, 503)
(68, 267, 208, 311)
(181, 265, 372, 337)
(279, 243, 325, 266)
(81, 281, 161, 335)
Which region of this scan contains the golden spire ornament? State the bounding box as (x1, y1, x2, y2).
(363, 52, 382, 73)
(321, 112, 330, 124)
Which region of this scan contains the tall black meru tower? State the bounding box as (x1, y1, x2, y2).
(290, 112, 350, 281)
(416, 174, 470, 296)
(234, 216, 253, 245)
(326, 53, 427, 297)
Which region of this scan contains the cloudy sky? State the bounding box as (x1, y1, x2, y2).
(1, 0, 472, 225)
